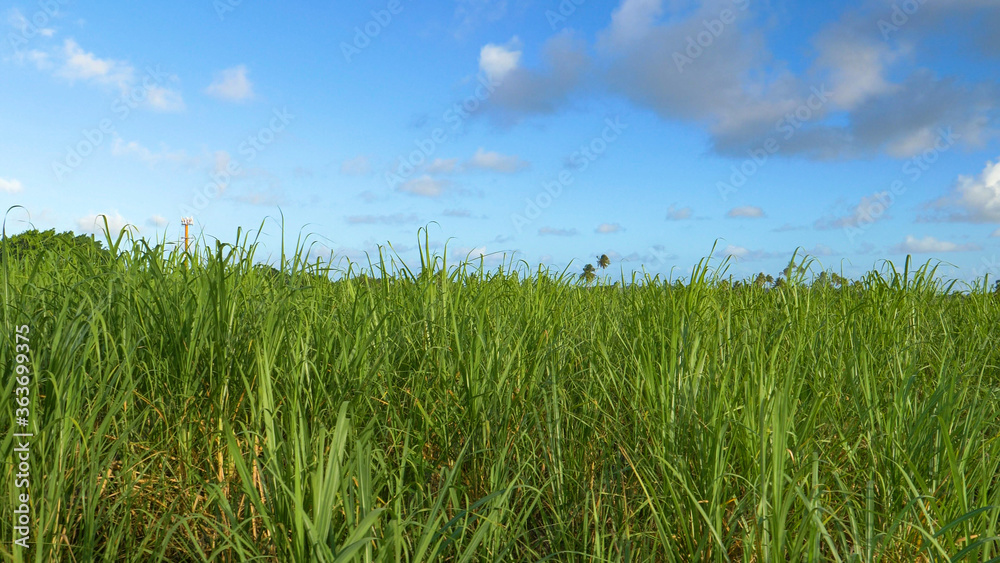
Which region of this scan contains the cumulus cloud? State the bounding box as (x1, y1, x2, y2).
(666, 204, 692, 220)
(480, 0, 997, 160)
(465, 148, 529, 173)
(483, 31, 589, 119)
(926, 157, 1000, 223)
(727, 205, 765, 218)
(595, 223, 622, 233)
(205, 65, 254, 102)
(891, 235, 980, 254)
(479, 38, 522, 81)
(398, 175, 447, 197)
(0, 177, 24, 193)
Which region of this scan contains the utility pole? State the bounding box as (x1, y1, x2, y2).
(181, 217, 193, 267)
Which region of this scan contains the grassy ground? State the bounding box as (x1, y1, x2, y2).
(2, 228, 999, 561)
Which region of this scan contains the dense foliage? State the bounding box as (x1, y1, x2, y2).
(1, 229, 998, 561)
(0, 228, 109, 264)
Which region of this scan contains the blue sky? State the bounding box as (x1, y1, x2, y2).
(2, 0, 999, 281)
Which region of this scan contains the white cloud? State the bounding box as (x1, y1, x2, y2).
(56, 39, 134, 91)
(723, 245, 780, 261)
(666, 204, 692, 220)
(146, 86, 185, 112)
(813, 25, 898, 111)
(455, 245, 489, 259)
(340, 155, 372, 175)
(147, 215, 168, 228)
(426, 158, 459, 174)
(77, 211, 129, 234)
(932, 157, 1000, 223)
(723, 245, 750, 259)
(595, 223, 622, 234)
(111, 136, 189, 166)
(891, 235, 980, 254)
(727, 205, 765, 218)
(205, 65, 254, 102)
(484, 31, 589, 118)
(604, 0, 662, 50)
(992, 227, 1000, 237)
(466, 148, 529, 173)
(815, 192, 894, 230)
(398, 175, 447, 197)
(479, 38, 522, 81)
(0, 177, 24, 193)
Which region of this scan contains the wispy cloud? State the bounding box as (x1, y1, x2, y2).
(465, 148, 529, 173)
(723, 245, 780, 261)
(340, 155, 372, 175)
(55, 39, 134, 91)
(595, 223, 621, 234)
(727, 205, 765, 218)
(891, 235, 980, 254)
(346, 213, 419, 225)
(398, 175, 447, 197)
(539, 227, 578, 236)
(111, 136, 190, 166)
(666, 204, 692, 220)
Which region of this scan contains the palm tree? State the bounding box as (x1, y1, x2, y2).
(580, 263, 597, 284)
(597, 254, 610, 269)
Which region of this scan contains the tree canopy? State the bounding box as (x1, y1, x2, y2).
(1, 229, 109, 263)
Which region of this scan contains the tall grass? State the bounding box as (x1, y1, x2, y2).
(1, 225, 998, 561)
